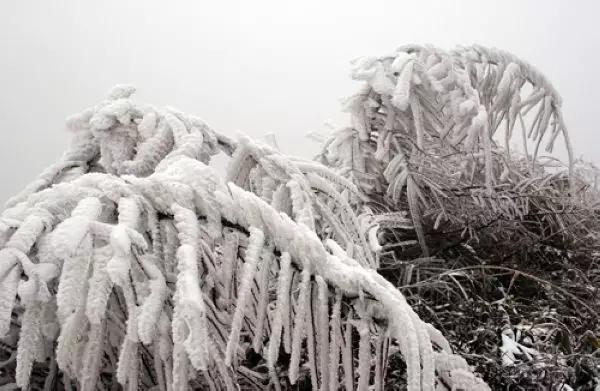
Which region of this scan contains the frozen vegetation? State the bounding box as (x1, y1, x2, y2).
(0, 45, 598, 390)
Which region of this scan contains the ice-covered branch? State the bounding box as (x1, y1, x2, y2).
(0, 83, 494, 390)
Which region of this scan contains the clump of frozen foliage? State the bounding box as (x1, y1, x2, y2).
(317, 45, 599, 388)
(0, 44, 593, 390)
(318, 44, 582, 258)
(0, 87, 486, 390)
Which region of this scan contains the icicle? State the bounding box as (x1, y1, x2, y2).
(225, 227, 264, 365)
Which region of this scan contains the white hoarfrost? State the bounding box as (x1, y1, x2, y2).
(1, 42, 573, 389)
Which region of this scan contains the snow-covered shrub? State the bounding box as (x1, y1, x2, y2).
(316, 45, 599, 389)
(0, 83, 489, 390)
(1, 44, 596, 390)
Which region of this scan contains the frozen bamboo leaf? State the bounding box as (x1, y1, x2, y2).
(15, 303, 43, 389)
(85, 246, 113, 325)
(289, 264, 311, 385)
(315, 276, 330, 390)
(0, 264, 21, 337)
(80, 322, 105, 391)
(138, 256, 167, 345)
(225, 227, 264, 365)
(267, 252, 292, 386)
(252, 246, 274, 352)
(356, 315, 371, 391)
(56, 233, 93, 322)
(328, 290, 342, 391)
(392, 59, 414, 110)
(172, 243, 210, 370)
(342, 309, 354, 391)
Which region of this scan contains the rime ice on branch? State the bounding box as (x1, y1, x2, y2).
(318, 44, 577, 257)
(2, 43, 580, 390)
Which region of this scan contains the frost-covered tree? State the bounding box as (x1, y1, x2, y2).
(0, 45, 596, 390)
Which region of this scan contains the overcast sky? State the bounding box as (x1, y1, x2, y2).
(1, 0, 599, 204)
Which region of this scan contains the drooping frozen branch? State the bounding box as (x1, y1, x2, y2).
(0, 82, 491, 390)
(319, 44, 587, 259)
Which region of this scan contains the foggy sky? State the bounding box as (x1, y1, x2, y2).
(1, 0, 599, 204)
